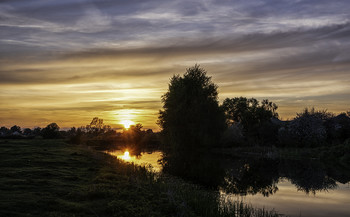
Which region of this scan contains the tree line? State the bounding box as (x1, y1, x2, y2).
(158, 65, 350, 150)
(0, 117, 160, 154)
(157, 65, 350, 180)
(1, 65, 349, 151)
(0, 123, 61, 139)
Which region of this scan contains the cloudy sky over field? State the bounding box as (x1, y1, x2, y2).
(1, 0, 349, 129)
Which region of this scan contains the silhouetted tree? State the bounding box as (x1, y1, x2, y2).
(286, 108, 333, 147)
(222, 97, 278, 126)
(42, 123, 61, 139)
(69, 127, 83, 144)
(158, 65, 226, 181)
(122, 123, 146, 154)
(23, 128, 32, 136)
(10, 125, 22, 134)
(86, 117, 105, 135)
(0, 126, 10, 137)
(158, 65, 226, 150)
(68, 127, 77, 135)
(33, 127, 42, 137)
(123, 124, 143, 143)
(222, 97, 278, 144)
(325, 113, 350, 144)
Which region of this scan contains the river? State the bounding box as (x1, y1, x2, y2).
(107, 150, 350, 217)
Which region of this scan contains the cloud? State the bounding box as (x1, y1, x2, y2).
(0, 0, 349, 128)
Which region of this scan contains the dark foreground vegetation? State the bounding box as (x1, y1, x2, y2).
(0, 139, 283, 217)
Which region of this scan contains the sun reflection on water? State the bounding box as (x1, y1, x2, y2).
(120, 151, 131, 160)
(107, 150, 162, 172)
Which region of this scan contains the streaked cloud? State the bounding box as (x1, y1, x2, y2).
(0, 0, 349, 129)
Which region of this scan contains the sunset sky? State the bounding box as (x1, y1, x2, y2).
(1, 0, 349, 130)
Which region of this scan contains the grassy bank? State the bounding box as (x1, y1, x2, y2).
(0, 139, 283, 217)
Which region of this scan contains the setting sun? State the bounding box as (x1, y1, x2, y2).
(120, 120, 134, 129)
(121, 151, 131, 160)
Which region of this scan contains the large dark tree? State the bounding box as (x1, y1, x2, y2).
(158, 65, 226, 151)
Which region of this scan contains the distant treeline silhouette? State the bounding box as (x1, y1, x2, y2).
(0, 123, 61, 139)
(0, 117, 161, 155)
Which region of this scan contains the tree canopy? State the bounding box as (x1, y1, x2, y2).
(222, 97, 278, 129)
(42, 123, 60, 139)
(158, 65, 226, 150)
(221, 97, 279, 144)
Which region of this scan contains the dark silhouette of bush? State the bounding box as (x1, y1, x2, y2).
(220, 123, 245, 147)
(285, 108, 333, 147)
(325, 113, 350, 144)
(23, 128, 32, 136)
(10, 125, 22, 134)
(69, 127, 84, 144)
(0, 126, 10, 137)
(41, 123, 61, 139)
(33, 127, 42, 137)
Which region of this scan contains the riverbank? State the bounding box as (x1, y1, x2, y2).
(213, 141, 350, 168)
(0, 139, 283, 217)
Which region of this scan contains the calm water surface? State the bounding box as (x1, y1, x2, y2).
(108, 150, 350, 217)
(108, 150, 163, 172)
(223, 179, 350, 217)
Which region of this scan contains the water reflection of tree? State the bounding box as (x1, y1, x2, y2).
(221, 158, 280, 197)
(280, 159, 338, 194)
(162, 154, 343, 197)
(161, 152, 225, 188)
(218, 157, 342, 197)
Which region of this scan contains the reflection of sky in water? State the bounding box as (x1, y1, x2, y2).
(107, 151, 350, 217)
(108, 150, 162, 172)
(222, 179, 350, 217)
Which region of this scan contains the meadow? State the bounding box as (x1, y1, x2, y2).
(0, 139, 282, 217)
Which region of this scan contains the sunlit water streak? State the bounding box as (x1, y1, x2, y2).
(107, 150, 163, 172)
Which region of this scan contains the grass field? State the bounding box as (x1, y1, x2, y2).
(0, 139, 283, 217)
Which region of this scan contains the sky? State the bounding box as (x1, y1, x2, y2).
(1, 0, 349, 130)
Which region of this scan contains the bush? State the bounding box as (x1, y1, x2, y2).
(283, 108, 332, 147)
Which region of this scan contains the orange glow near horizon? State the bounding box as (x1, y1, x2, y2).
(1, 1, 350, 131)
(0, 62, 349, 130)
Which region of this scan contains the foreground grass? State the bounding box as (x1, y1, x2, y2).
(0, 139, 282, 217)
